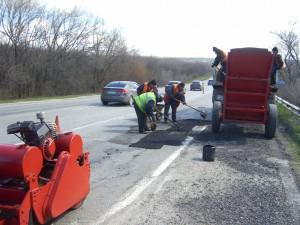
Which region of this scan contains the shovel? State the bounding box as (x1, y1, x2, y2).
(164, 117, 182, 131)
(184, 103, 207, 119)
(173, 98, 207, 119)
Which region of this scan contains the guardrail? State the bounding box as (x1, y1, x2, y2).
(275, 96, 300, 117)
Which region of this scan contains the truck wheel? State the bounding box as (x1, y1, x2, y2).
(212, 89, 216, 102)
(212, 101, 222, 133)
(265, 104, 277, 138)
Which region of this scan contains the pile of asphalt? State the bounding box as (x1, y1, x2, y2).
(129, 119, 201, 149)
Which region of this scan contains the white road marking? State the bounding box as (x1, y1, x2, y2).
(96, 126, 207, 225)
(14, 115, 135, 145)
(70, 116, 127, 132)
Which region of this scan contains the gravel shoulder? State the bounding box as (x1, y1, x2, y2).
(106, 123, 300, 225)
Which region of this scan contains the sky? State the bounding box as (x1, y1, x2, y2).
(45, 0, 299, 58)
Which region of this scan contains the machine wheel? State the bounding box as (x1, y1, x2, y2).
(265, 104, 277, 138)
(71, 198, 86, 210)
(101, 100, 108, 106)
(212, 101, 222, 133)
(29, 209, 39, 225)
(156, 112, 163, 121)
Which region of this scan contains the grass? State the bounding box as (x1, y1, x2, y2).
(0, 93, 97, 104)
(277, 103, 300, 173)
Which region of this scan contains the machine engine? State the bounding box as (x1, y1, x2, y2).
(0, 113, 90, 225)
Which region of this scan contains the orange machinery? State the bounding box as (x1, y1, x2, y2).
(0, 113, 90, 225)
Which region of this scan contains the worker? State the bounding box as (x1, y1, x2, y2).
(271, 46, 284, 90)
(164, 82, 186, 122)
(137, 80, 157, 96)
(211, 47, 227, 82)
(133, 91, 157, 133)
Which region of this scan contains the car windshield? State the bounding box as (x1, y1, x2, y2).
(192, 81, 200, 84)
(168, 81, 180, 85)
(106, 82, 127, 88)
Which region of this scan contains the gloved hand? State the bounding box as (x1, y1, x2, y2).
(182, 101, 186, 105)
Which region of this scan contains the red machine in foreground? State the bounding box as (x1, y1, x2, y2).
(0, 113, 90, 225)
(212, 48, 277, 138)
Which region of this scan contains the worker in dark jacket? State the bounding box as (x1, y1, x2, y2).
(211, 47, 227, 82)
(133, 91, 157, 133)
(164, 82, 186, 122)
(137, 80, 157, 96)
(271, 47, 284, 88)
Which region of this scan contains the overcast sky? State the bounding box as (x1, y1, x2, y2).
(45, 0, 299, 58)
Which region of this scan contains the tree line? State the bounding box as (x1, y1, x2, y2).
(274, 23, 300, 105)
(0, 0, 210, 99)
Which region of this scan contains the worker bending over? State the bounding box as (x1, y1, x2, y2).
(133, 91, 157, 133)
(164, 82, 186, 122)
(137, 80, 157, 96)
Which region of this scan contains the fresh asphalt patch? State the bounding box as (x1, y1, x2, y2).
(129, 119, 209, 149)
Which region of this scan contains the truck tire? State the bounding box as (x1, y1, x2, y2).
(212, 101, 222, 133)
(212, 87, 223, 103)
(265, 104, 277, 138)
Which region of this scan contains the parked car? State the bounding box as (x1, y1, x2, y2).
(101, 81, 138, 105)
(190, 80, 203, 91)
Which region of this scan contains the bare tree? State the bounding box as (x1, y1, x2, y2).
(0, 0, 44, 64)
(273, 23, 300, 82)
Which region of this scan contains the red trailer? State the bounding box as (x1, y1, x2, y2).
(212, 48, 277, 138)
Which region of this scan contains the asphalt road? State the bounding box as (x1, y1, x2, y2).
(1, 84, 300, 225)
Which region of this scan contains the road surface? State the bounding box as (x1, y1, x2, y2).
(0, 84, 299, 225)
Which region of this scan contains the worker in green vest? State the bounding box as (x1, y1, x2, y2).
(133, 91, 157, 133)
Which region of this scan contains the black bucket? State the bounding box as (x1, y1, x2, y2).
(203, 145, 215, 161)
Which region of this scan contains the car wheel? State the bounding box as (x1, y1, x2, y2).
(102, 100, 108, 105)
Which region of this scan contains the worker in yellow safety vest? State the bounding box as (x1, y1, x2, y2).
(133, 91, 157, 133)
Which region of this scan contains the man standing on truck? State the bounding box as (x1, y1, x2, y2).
(211, 47, 227, 82)
(137, 80, 157, 96)
(164, 82, 186, 122)
(271, 47, 284, 91)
